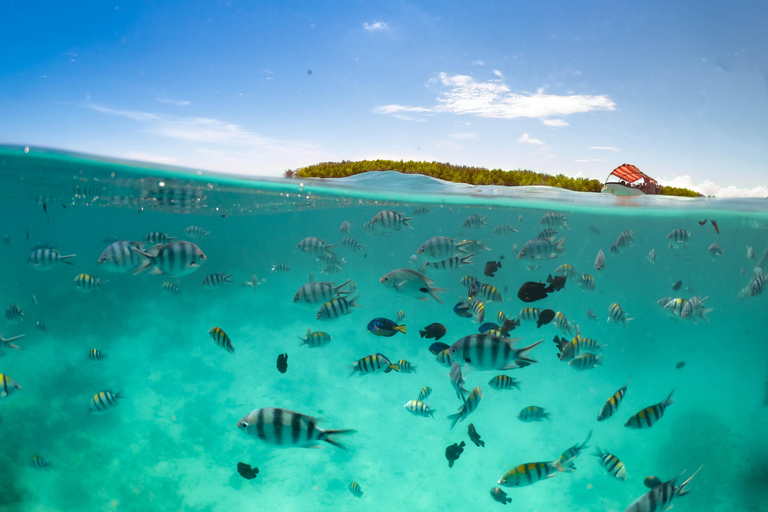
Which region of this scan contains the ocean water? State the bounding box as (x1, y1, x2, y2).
(1, 146, 767, 512)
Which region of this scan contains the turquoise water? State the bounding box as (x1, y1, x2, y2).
(1, 146, 767, 512)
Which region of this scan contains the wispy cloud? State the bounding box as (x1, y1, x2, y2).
(471, 60, 485, 66)
(542, 119, 569, 127)
(493, 70, 504, 78)
(448, 133, 478, 139)
(373, 72, 615, 122)
(363, 22, 389, 32)
(156, 98, 191, 107)
(124, 151, 178, 165)
(575, 158, 603, 163)
(660, 175, 768, 198)
(518, 133, 544, 145)
(589, 146, 619, 151)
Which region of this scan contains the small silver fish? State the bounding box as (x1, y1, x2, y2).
(594, 249, 606, 270)
(647, 248, 656, 263)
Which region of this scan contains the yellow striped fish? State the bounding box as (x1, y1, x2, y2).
(517, 405, 549, 422)
(404, 399, 436, 418)
(593, 446, 627, 479)
(625, 390, 674, 429)
(209, 327, 235, 354)
(447, 386, 482, 429)
(349, 482, 363, 498)
(597, 379, 630, 421)
(497, 459, 573, 487)
(87, 349, 106, 361)
(89, 390, 123, 414)
(568, 353, 604, 370)
(349, 353, 399, 376)
(31, 455, 51, 470)
(74, 273, 103, 292)
(297, 329, 332, 348)
(396, 310, 406, 322)
(488, 375, 521, 390)
(1, 373, 22, 397)
(397, 359, 416, 373)
(608, 303, 633, 326)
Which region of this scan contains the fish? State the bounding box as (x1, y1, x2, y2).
(518, 215, 524, 223)
(427, 254, 474, 271)
(316, 252, 346, 266)
(450, 361, 470, 400)
(710, 219, 720, 233)
(30, 455, 51, 470)
(88, 349, 106, 361)
(0, 373, 22, 397)
(517, 405, 550, 422)
(367, 317, 406, 337)
(348, 482, 363, 498)
(428, 342, 450, 355)
(748, 246, 756, 259)
(594, 249, 606, 270)
(161, 282, 180, 295)
(396, 310, 406, 322)
(625, 389, 675, 429)
(622, 467, 702, 512)
(458, 296, 485, 323)
(28, 247, 76, 270)
(643, 476, 663, 489)
(545, 274, 566, 292)
(647, 248, 656, 263)
(98, 241, 148, 273)
(518, 307, 541, 322)
(445, 441, 466, 468)
(488, 375, 521, 391)
(0, 334, 24, 354)
(183, 226, 210, 238)
(478, 322, 500, 333)
(538, 228, 558, 239)
(608, 303, 633, 326)
(276, 353, 288, 373)
(498, 460, 573, 487)
(397, 359, 416, 373)
(667, 228, 691, 248)
(537, 309, 555, 328)
(132, 241, 207, 276)
(559, 336, 605, 361)
(462, 214, 488, 229)
(554, 311, 575, 335)
(416, 237, 465, 261)
(447, 386, 482, 428)
(517, 237, 566, 260)
(209, 327, 235, 354)
(142, 232, 176, 245)
(490, 487, 512, 504)
(349, 353, 399, 376)
(89, 390, 123, 414)
(554, 264, 578, 279)
(558, 430, 593, 469)
(419, 323, 447, 340)
(593, 446, 627, 480)
(340, 236, 365, 251)
(35, 321, 47, 331)
(370, 210, 413, 232)
(586, 309, 597, 321)
(379, 268, 448, 304)
(681, 295, 713, 322)
(201, 273, 233, 288)
(413, 207, 432, 216)
(236, 407, 357, 449)
(497, 311, 507, 324)
(271, 264, 291, 272)
(540, 212, 567, 228)
(293, 278, 351, 305)
(297, 236, 337, 255)
(459, 275, 478, 288)
(499, 319, 521, 336)
(404, 399, 436, 418)
(676, 361, 686, 369)
(74, 273, 105, 292)
(418, 387, 432, 401)
(672, 280, 682, 291)
(450, 335, 542, 371)
(435, 348, 453, 367)
(578, 274, 595, 291)
(517, 282, 549, 302)
(5, 305, 24, 323)
(492, 225, 518, 236)
(453, 301, 473, 318)
(611, 230, 635, 253)
(339, 220, 351, 233)
(597, 378, 630, 421)
(472, 283, 503, 302)
(484, 261, 502, 277)
(708, 243, 723, 257)
(568, 353, 604, 370)
(468, 423, 485, 447)
(298, 329, 332, 348)
(457, 239, 491, 255)
(237, 462, 259, 480)
(316, 295, 361, 320)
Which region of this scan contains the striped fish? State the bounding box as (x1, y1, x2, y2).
(161, 282, 180, 295)
(370, 210, 413, 232)
(459, 275, 478, 288)
(363, 220, 380, 236)
(316, 295, 360, 320)
(435, 348, 453, 367)
(428, 254, 474, 271)
(236, 407, 357, 449)
(142, 232, 176, 245)
(540, 212, 567, 228)
(183, 226, 210, 238)
(397, 359, 416, 373)
(340, 237, 365, 251)
(457, 296, 485, 323)
(595, 248, 606, 270)
(666, 229, 691, 248)
(456, 239, 490, 254)
(413, 207, 432, 216)
(74, 274, 103, 292)
(611, 230, 634, 253)
(271, 264, 291, 272)
(559, 430, 592, 469)
(625, 390, 674, 429)
(622, 467, 702, 512)
(417, 236, 464, 261)
(349, 482, 363, 498)
(497, 311, 507, 325)
(88, 349, 106, 361)
(681, 296, 712, 322)
(316, 252, 346, 266)
(1, 373, 22, 397)
(450, 335, 542, 371)
(89, 390, 123, 414)
(608, 303, 633, 326)
(517, 406, 549, 422)
(417, 386, 432, 401)
(586, 309, 598, 321)
(339, 220, 351, 233)
(297, 236, 337, 255)
(497, 459, 572, 487)
(98, 241, 148, 273)
(450, 361, 470, 400)
(31, 455, 51, 470)
(597, 379, 630, 421)
(202, 273, 233, 288)
(518, 307, 541, 322)
(5, 305, 24, 322)
(554, 264, 578, 279)
(538, 228, 558, 239)
(594, 446, 627, 480)
(473, 283, 503, 302)
(554, 311, 574, 335)
(488, 375, 521, 390)
(493, 224, 518, 236)
(209, 326, 235, 354)
(349, 353, 399, 376)
(396, 310, 406, 322)
(133, 241, 207, 277)
(517, 237, 566, 260)
(568, 353, 604, 370)
(462, 214, 488, 229)
(298, 329, 332, 348)
(579, 274, 595, 291)
(404, 399, 436, 418)
(28, 247, 75, 270)
(447, 386, 482, 428)
(293, 279, 351, 305)
(663, 298, 687, 317)
(559, 336, 605, 361)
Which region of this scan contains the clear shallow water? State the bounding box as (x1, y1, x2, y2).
(1, 146, 767, 512)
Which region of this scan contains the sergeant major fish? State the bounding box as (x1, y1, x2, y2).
(594, 446, 627, 480)
(132, 241, 206, 276)
(404, 399, 436, 418)
(597, 378, 630, 421)
(349, 353, 399, 376)
(622, 467, 702, 512)
(498, 459, 573, 487)
(236, 407, 357, 449)
(447, 386, 482, 428)
(28, 247, 75, 270)
(89, 390, 123, 414)
(317, 296, 361, 320)
(625, 390, 674, 429)
(379, 268, 448, 304)
(450, 335, 542, 371)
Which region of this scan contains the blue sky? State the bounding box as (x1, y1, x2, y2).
(2, 1, 767, 196)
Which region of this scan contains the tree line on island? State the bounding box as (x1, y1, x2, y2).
(284, 159, 701, 197)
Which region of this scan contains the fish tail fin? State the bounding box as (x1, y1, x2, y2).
(555, 459, 576, 473)
(384, 364, 400, 373)
(348, 367, 358, 378)
(419, 330, 426, 338)
(429, 287, 449, 305)
(395, 325, 406, 334)
(130, 247, 153, 275)
(336, 279, 351, 291)
(592, 446, 603, 458)
(9, 343, 23, 351)
(348, 295, 362, 308)
(555, 238, 566, 254)
(676, 465, 703, 496)
(664, 389, 675, 407)
(461, 255, 474, 265)
(514, 339, 544, 364)
(447, 412, 461, 429)
(699, 308, 713, 322)
(320, 429, 357, 450)
(60, 254, 76, 264)
(497, 261, 502, 268)
(403, 217, 414, 228)
(581, 430, 593, 449)
(224, 274, 234, 282)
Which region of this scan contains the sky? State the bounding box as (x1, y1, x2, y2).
(2, 0, 767, 197)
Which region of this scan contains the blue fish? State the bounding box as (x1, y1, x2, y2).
(367, 317, 406, 337)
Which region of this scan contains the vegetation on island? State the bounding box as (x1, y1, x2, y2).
(285, 159, 702, 197)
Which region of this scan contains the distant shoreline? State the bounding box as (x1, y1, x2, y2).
(286, 159, 702, 198)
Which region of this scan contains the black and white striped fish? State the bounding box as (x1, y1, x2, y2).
(349, 481, 363, 498)
(447, 386, 482, 428)
(209, 326, 235, 354)
(370, 210, 413, 232)
(597, 378, 630, 421)
(449, 335, 542, 371)
(493, 224, 519, 236)
(666, 228, 691, 248)
(183, 225, 210, 238)
(31, 455, 51, 470)
(74, 273, 103, 292)
(569, 353, 604, 370)
(540, 212, 567, 228)
(594, 446, 627, 480)
(28, 247, 75, 270)
(271, 264, 291, 273)
(5, 305, 24, 322)
(413, 207, 432, 216)
(142, 232, 176, 245)
(427, 254, 474, 271)
(340, 237, 365, 251)
(450, 360, 469, 400)
(488, 375, 521, 390)
(161, 282, 180, 295)
(397, 359, 416, 373)
(404, 399, 436, 418)
(416, 236, 465, 261)
(417, 386, 432, 401)
(625, 390, 674, 429)
(349, 353, 399, 376)
(622, 467, 702, 512)
(316, 295, 360, 320)
(88, 349, 106, 361)
(202, 273, 233, 288)
(293, 278, 351, 305)
(98, 241, 148, 273)
(608, 303, 633, 326)
(236, 407, 357, 449)
(133, 241, 207, 277)
(298, 329, 332, 348)
(89, 390, 123, 414)
(297, 236, 337, 255)
(339, 220, 351, 233)
(462, 214, 488, 229)
(517, 405, 549, 422)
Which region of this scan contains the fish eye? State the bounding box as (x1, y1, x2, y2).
(240, 422, 248, 429)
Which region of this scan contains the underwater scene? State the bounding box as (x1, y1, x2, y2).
(1, 146, 767, 512)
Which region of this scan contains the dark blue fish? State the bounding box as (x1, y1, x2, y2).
(537, 309, 555, 328)
(429, 342, 450, 355)
(237, 462, 259, 479)
(454, 301, 473, 318)
(276, 353, 288, 373)
(478, 322, 500, 333)
(367, 317, 406, 337)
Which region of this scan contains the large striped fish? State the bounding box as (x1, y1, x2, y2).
(497, 459, 574, 487)
(449, 335, 542, 371)
(236, 407, 356, 449)
(622, 467, 702, 512)
(625, 390, 674, 429)
(98, 241, 148, 273)
(28, 247, 75, 270)
(132, 241, 207, 276)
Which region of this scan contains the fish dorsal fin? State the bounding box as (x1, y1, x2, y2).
(309, 271, 314, 283)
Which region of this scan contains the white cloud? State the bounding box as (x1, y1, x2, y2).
(373, 72, 615, 122)
(156, 98, 191, 107)
(589, 146, 619, 151)
(575, 158, 603, 163)
(124, 152, 178, 165)
(448, 133, 478, 139)
(518, 133, 544, 145)
(659, 175, 768, 198)
(363, 22, 389, 32)
(471, 60, 485, 66)
(493, 69, 504, 78)
(542, 119, 569, 127)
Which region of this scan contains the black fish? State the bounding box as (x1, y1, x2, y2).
(490, 487, 512, 505)
(499, 319, 520, 336)
(544, 274, 566, 293)
(276, 353, 288, 373)
(697, 219, 707, 226)
(588, 226, 601, 235)
(672, 280, 682, 291)
(484, 261, 502, 277)
(537, 309, 555, 328)
(643, 476, 662, 489)
(468, 424, 485, 447)
(552, 335, 569, 357)
(420, 323, 447, 340)
(453, 301, 473, 318)
(445, 441, 465, 468)
(429, 342, 450, 355)
(237, 462, 259, 480)
(517, 281, 548, 302)
(675, 361, 685, 369)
